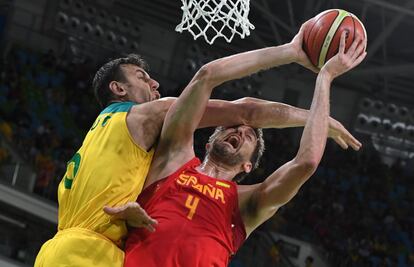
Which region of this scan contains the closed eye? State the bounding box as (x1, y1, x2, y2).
(137, 70, 151, 82)
(246, 129, 257, 142)
(137, 73, 146, 81)
(247, 134, 256, 142)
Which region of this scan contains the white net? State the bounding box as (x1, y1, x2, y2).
(175, 0, 255, 45)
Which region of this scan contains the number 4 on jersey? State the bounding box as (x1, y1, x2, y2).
(185, 194, 200, 220)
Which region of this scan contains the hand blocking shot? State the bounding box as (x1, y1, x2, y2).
(106, 23, 367, 267)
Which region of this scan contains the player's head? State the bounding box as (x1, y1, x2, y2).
(204, 125, 265, 181)
(93, 54, 160, 107)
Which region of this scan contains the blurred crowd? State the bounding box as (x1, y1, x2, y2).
(257, 135, 414, 267)
(0, 45, 98, 199)
(0, 46, 413, 267)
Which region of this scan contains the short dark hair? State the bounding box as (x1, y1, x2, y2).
(92, 54, 148, 108)
(206, 126, 265, 182)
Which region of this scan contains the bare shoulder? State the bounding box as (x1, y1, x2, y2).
(131, 97, 175, 114)
(126, 97, 176, 150)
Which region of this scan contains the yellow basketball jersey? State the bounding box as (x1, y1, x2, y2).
(57, 101, 154, 246)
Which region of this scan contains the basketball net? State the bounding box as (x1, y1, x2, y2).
(175, 0, 255, 44)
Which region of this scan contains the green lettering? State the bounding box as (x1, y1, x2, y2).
(101, 115, 112, 127)
(64, 152, 81, 189)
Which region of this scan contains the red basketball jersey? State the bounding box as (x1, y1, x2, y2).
(125, 157, 246, 267)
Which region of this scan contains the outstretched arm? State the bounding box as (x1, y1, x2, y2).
(126, 19, 356, 152)
(200, 98, 361, 150)
(144, 22, 321, 185)
(194, 20, 319, 90)
(240, 33, 367, 236)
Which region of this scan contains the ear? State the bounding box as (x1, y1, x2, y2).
(109, 81, 127, 97)
(242, 161, 252, 174)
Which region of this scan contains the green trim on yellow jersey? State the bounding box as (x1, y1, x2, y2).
(100, 101, 137, 115)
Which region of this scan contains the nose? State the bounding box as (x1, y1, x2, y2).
(149, 78, 159, 91)
(237, 126, 246, 137)
(237, 125, 253, 138)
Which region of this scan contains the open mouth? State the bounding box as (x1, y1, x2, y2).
(225, 135, 241, 149)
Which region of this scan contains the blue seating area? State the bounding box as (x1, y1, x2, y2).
(0, 46, 98, 199)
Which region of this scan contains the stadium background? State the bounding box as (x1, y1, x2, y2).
(0, 0, 413, 266)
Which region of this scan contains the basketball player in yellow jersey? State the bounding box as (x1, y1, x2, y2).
(34, 20, 362, 267)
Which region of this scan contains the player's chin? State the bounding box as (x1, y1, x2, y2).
(213, 142, 235, 156)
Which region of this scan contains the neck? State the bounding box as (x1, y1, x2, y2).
(109, 98, 142, 105)
(196, 157, 239, 181)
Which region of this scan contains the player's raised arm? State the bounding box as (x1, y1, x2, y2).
(153, 24, 327, 148)
(144, 24, 363, 186)
(240, 33, 367, 236)
(154, 20, 323, 149)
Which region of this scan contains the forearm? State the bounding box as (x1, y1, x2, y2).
(233, 97, 343, 130)
(294, 29, 366, 160)
(239, 98, 308, 129)
(248, 71, 332, 218)
(199, 97, 342, 130)
(295, 70, 332, 163)
(205, 43, 296, 88)
(198, 98, 303, 129)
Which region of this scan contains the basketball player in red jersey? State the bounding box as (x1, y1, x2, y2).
(115, 30, 366, 266)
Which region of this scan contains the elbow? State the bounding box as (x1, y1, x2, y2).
(196, 64, 214, 83)
(234, 98, 258, 125)
(196, 63, 222, 87)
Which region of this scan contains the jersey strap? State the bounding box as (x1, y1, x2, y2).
(100, 101, 137, 115)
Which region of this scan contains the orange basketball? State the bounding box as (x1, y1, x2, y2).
(303, 9, 367, 69)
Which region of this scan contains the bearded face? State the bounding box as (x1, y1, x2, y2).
(207, 126, 258, 167)
(209, 138, 244, 167)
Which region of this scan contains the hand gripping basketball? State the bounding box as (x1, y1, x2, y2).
(303, 9, 367, 69)
(290, 20, 321, 73)
(322, 31, 367, 79)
